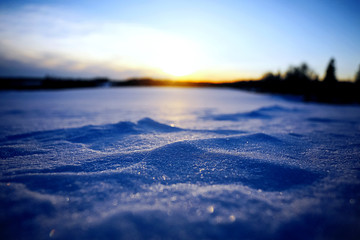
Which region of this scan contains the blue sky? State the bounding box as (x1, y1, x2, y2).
(0, 0, 359, 81)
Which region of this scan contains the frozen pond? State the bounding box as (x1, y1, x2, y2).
(1, 87, 360, 239)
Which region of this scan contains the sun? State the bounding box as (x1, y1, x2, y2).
(160, 58, 198, 77)
(143, 35, 204, 78)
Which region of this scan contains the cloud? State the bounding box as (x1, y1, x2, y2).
(0, 55, 156, 79)
(0, 5, 206, 79)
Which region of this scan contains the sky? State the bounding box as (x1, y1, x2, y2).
(0, 0, 359, 81)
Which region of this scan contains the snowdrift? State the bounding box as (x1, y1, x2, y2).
(1, 88, 360, 239)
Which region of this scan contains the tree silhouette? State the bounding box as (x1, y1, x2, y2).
(323, 58, 337, 83)
(355, 64, 360, 84)
(284, 63, 317, 83)
(262, 72, 281, 82)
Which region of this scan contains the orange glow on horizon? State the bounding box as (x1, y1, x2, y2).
(165, 69, 262, 83)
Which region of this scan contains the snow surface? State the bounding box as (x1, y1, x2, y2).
(0, 87, 360, 239)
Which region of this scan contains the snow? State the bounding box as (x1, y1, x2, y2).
(1, 87, 360, 239)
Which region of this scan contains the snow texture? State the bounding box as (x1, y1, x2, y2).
(1, 87, 360, 239)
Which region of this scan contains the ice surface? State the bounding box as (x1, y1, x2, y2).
(1, 87, 360, 239)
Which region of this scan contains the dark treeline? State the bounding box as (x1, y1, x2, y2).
(1, 58, 360, 104)
(224, 59, 360, 103)
(0, 76, 110, 90)
(0, 76, 215, 90)
(112, 78, 213, 88)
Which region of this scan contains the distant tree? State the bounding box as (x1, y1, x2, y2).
(261, 72, 282, 82)
(323, 58, 337, 83)
(284, 63, 317, 83)
(355, 64, 360, 84)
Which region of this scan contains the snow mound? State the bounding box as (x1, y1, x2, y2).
(137, 117, 183, 132)
(203, 105, 299, 121)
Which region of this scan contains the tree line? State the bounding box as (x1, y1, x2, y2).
(262, 58, 360, 84)
(225, 58, 360, 103)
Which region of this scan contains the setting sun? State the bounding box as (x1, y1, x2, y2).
(159, 58, 198, 77)
(144, 35, 205, 78)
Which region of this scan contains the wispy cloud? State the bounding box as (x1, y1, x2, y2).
(0, 5, 207, 79)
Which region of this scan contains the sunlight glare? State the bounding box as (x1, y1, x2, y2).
(157, 46, 199, 77)
(143, 35, 203, 77)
